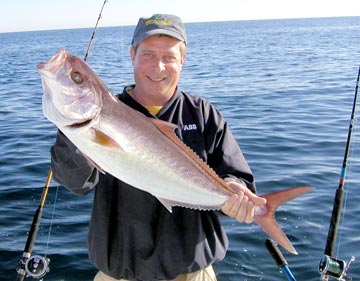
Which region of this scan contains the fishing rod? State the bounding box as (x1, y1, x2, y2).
(16, 1, 108, 280)
(318, 66, 360, 281)
(84, 0, 108, 62)
(16, 170, 52, 281)
(265, 239, 297, 281)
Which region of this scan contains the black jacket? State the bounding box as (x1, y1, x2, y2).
(51, 86, 255, 281)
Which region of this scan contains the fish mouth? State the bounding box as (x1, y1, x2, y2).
(68, 119, 92, 128)
(37, 48, 67, 75)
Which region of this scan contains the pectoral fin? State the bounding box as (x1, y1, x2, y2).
(91, 128, 124, 150)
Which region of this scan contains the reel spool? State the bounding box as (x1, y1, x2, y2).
(25, 255, 50, 279)
(319, 255, 355, 281)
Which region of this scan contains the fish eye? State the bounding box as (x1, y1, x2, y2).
(71, 71, 83, 84)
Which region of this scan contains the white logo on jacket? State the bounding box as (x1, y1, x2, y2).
(183, 124, 197, 131)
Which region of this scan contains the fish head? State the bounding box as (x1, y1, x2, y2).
(37, 48, 104, 127)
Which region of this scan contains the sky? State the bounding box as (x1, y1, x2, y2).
(1, 0, 359, 33)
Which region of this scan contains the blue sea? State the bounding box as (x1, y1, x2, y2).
(1, 17, 360, 280)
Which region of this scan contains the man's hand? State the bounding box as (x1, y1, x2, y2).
(221, 181, 267, 224)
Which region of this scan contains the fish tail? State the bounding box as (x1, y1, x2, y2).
(254, 186, 314, 255)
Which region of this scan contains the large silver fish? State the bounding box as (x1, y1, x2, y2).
(38, 48, 313, 255)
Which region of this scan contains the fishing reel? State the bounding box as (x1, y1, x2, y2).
(17, 254, 50, 280)
(319, 255, 355, 281)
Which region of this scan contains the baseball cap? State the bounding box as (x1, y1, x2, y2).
(132, 14, 187, 46)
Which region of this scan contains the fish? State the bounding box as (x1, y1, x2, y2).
(37, 48, 313, 255)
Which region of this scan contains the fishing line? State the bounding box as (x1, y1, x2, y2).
(16, 169, 53, 281)
(120, 25, 125, 86)
(44, 185, 59, 258)
(335, 98, 359, 259)
(84, 0, 108, 62)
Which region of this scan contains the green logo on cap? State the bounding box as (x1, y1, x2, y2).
(145, 19, 173, 26)
(145, 14, 173, 26)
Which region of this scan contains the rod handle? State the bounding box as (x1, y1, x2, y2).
(265, 239, 297, 281)
(265, 238, 288, 268)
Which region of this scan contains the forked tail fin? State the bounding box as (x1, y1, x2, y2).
(254, 186, 314, 255)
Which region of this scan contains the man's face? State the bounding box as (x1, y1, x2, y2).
(130, 35, 186, 105)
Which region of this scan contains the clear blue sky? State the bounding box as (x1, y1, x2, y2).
(2, 0, 359, 33)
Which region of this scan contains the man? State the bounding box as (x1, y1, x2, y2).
(51, 14, 266, 281)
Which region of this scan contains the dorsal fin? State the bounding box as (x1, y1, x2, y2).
(148, 118, 234, 194)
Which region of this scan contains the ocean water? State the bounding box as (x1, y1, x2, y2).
(1, 17, 360, 280)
